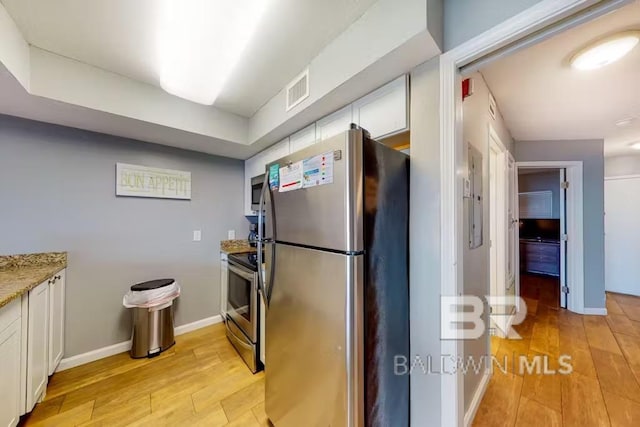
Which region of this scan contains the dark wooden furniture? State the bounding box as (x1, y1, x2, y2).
(519, 240, 560, 277)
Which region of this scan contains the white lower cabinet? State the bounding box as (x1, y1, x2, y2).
(26, 280, 49, 412)
(0, 300, 22, 427)
(220, 254, 228, 319)
(48, 270, 65, 376)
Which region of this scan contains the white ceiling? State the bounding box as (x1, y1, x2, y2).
(482, 0, 640, 157)
(1, 0, 376, 117)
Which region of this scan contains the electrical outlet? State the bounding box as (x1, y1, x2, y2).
(228, 230, 235, 239)
(193, 230, 202, 241)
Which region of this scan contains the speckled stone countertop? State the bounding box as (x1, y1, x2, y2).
(0, 252, 67, 309)
(220, 239, 256, 255)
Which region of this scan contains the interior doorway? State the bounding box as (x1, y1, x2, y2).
(516, 161, 584, 313)
(517, 167, 566, 309)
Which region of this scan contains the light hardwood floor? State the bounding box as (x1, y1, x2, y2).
(474, 276, 640, 427)
(20, 323, 267, 427)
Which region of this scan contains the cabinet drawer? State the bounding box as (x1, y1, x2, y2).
(0, 298, 21, 333)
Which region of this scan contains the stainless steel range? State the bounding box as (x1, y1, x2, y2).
(226, 251, 262, 373)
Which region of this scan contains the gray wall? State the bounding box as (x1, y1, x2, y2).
(443, 0, 543, 50)
(515, 140, 605, 309)
(0, 115, 246, 357)
(409, 56, 442, 426)
(605, 154, 640, 177)
(518, 170, 561, 218)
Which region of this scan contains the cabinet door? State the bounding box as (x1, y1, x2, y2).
(353, 75, 408, 139)
(289, 124, 317, 154)
(316, 106, 353, 142)
(48, 270, 65, 375)
(27, 281, 49, 412)
(220, 254, 228, 318)
(0, 318, 21, 427)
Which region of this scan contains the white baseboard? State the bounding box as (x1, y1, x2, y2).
(583, 308, 607, 316)
(464, 369, 492, 427)
(56, 315, 223, 372)
(174, 315, 222, 335)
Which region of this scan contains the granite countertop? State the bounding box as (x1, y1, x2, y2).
(0, 252, 67, 309)
(220, 239, 256, 255)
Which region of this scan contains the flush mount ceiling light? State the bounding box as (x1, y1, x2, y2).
(158, 0, 268, 105)
(570, 31, 640, 71)
(616, 117, 636, 127)
(631, 142, 640, 150)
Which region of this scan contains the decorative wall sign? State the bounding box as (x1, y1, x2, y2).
(116, 163, 191, 200)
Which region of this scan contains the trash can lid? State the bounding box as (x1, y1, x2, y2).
(130, 278, 175, 291)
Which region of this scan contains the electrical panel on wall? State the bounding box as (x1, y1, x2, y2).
(468, 143, 483, 249)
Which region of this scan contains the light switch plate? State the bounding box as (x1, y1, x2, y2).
(228, 230, 235, 239)
(193, 230, 202, 241)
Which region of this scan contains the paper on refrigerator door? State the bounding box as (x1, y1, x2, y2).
(303, 152, 334, 188)
(279, 161, 303, 192)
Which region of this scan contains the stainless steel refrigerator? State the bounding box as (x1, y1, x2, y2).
(257, 127, 409, 427)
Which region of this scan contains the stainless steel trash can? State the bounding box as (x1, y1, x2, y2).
(129, 279, 177, 358)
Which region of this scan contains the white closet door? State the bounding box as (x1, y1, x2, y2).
(605, 176, 640, 296)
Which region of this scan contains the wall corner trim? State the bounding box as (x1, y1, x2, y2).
(464, 368, 492, 427)
(56, 315, 223, 372)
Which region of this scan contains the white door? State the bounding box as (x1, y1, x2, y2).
(48, 270, 65, 375)
(507, 154, 519, 301)
(27, 280, 49, 412)
(559, 170, 568, 308)
(0, 318, 21, 427)
(605, 176, 640, 296)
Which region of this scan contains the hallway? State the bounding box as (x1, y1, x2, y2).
(474, 290, 640, 426)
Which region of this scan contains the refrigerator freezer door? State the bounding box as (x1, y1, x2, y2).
(265, 243, 363, 427)
(265, 130, 364, 252)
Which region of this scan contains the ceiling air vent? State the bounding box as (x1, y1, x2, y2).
(286, 68, 309, 111)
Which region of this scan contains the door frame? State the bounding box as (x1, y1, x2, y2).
(515, 161, 585, 315)
(488, 126, 507, 306)
(438, 1, 626, 426)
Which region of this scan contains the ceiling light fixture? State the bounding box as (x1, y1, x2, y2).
(158, 0, 269, 105)
(570, 31, 640, 71)
(631, 142, 640, 150)
(616, 117, 636, 127)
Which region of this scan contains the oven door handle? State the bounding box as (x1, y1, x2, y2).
(228, 263, 256, 282)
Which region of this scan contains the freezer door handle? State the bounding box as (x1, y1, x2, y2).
(257, 171, 269, 306)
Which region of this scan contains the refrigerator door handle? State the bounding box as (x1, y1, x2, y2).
(257, 171, 269, 306)
(265, 242, 276, 305)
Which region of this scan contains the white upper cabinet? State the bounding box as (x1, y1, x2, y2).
(263, 138, 291, 164)
(289, 124, 317, 154)
(353, 75, 409, 139)
(316, 105, 353, 142)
